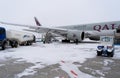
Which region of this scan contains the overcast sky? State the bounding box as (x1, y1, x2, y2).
(0, 0, 120, 27)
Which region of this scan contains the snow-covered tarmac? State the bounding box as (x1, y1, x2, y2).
(0, 41, 120, 78)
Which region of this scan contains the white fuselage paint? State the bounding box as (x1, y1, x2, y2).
(58, 21, 120, 40)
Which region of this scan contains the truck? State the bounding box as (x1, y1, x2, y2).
(96, 36, 114, 57)
(6, 29, 36, 46)
(0, 27, 8, 50)
(0, 27, 35, 50)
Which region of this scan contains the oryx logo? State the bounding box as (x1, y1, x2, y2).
(23, 35, 30, 38)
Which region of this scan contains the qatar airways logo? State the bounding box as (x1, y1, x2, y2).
(93, 24, 120, 32)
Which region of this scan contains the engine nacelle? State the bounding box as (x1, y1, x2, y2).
(88, 30, 115, 41)
(66, 30, 84, 42)
(89, 36, 100, 41)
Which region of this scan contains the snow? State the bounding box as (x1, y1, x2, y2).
(16, 63, 44, 78)
(95, 70, 105, 77)
(0, 42, 98, 78)
(0, 40, 120, 78)
(0, 64, 5, 67)
(113, 45, 120, 59)
(59, 61, 95, 78)
(0, 42, 95, 63)
(0, 25, 120, 78)
(0, 43, 97, 64)
(103, 59, 114, 66)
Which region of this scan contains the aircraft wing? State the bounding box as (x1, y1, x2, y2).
(0, 21, 68, 36)
(0, 21, 40, 29)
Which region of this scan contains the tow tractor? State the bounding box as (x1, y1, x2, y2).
(97, 36, 114, 57)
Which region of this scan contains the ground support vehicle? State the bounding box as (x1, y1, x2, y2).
(6, 30, 35, 46)
(0, 27, 35, 50)
(96, 36, 115, 57)
(97, 45, 114, 57)
(0, 27, 8, 50)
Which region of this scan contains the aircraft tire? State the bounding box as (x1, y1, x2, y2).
(10, 40, 18, 48)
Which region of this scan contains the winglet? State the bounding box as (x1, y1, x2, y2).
(34, 17, 42, 26)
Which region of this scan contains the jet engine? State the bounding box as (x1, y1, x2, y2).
(66, 30, 85, 42)
(87, 30, 116, 41)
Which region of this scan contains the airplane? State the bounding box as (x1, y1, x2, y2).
(0, 19, 120, 44)
(33, 17, 120, 41)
